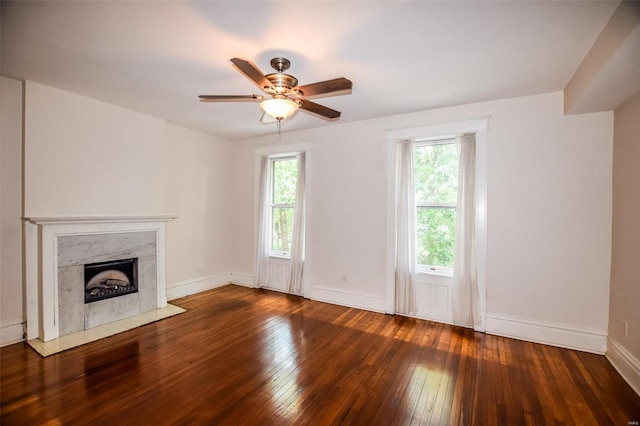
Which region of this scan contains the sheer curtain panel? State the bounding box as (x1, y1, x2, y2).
(254, 156, 271, 288)
(452, 133, 479, 327)
(287, 152, 306, 295)
(395, 140, 418, 315)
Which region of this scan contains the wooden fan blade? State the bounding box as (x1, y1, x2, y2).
(299, 99, 341, 121)
(295, 77, 352, 98)
(230, 58, 274, 91)
(198, 94, 263, 102)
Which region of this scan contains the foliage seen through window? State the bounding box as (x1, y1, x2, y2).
(414, 140, 458, 270)
(271, 157, 298, 255)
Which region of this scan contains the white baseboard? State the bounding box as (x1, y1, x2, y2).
(607, 338, 640, 396)
(166, 272, 232, 300)
(485, 313, 607, 354)
(310, 285, 386, 313)
(230, 272, 254, 288)
(1, 322, 25, 347)
(227, 275, 385, 314)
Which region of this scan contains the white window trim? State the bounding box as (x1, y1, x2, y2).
(386, 118, 488, 328)
(386, 118, 488, 140)
(415, 135, 456, 145)
(255, 141, 313, 157)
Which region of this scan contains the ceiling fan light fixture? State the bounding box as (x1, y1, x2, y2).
(260, 98, 299, 120)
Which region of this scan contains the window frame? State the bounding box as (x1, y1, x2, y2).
(268, 155, 297, 259)
(385, 118, 487, 319)
(414, 137, 458, 277)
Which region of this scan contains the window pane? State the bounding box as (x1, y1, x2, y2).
(414, 143, 458, 205)
(272, 158, 298, 205)
(416, 207, 456, 268)
(272, 207, 294, 253)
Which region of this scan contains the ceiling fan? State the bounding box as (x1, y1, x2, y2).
(199, 57, 352, 124)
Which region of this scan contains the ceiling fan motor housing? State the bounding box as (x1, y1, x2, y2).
(264, 73, 299, 94)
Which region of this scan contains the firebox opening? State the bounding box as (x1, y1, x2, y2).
(84, 258, 138, 303)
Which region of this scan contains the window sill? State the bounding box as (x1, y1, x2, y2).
(416, 266, 453, 278)
(268, 254, 291, 261)
(417, 271, 453, 279)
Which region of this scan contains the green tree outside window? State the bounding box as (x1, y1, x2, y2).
(271, 157, 298, 254)
(414, 141, 458, 269)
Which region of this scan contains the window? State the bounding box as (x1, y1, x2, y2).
(270, 156, 298, 257)
(414, 138, 459, 275)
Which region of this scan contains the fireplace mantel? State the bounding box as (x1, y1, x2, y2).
(24, 215, 176, 342)
(25, 214, 177, 225)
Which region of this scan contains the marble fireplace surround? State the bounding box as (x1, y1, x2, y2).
(24, 215, 176, 342)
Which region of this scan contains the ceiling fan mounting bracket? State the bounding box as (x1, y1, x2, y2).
(270, 57, 291, 73)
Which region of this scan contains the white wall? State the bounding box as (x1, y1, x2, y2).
(1, 76, 25, 345)
(607, 91, 640, 394)
(24, 81, 166, 217)
(233, 91, 613, 353)
(165, 124, 234, 299)
(6, 81, 235, 344)
(232, 122, 389, 311)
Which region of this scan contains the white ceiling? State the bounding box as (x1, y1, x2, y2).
(1, 1, 620, 140)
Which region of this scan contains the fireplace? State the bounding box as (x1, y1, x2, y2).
(24, 215, 176, 342)
(84, 258, 138, 303)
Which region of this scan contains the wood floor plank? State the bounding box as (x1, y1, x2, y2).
(2, 285, 639, 425)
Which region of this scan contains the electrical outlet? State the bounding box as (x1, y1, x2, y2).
(623, 320, 629, 337)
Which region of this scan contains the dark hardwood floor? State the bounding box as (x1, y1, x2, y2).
(2, 285, 639, 425)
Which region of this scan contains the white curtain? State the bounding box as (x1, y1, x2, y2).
(452, 133, 480, 328)
(254, 156, 271, 288)
(287, 152, 306, 295)
(395, 140, 418, 315)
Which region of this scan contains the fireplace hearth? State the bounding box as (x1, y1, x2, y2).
(84, 258, 138, 303)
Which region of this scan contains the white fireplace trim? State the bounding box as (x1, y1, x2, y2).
(24, 215, 176, 342)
